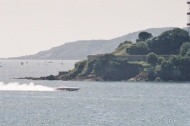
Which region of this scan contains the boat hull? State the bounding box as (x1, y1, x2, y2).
(55, 87, 79, 91)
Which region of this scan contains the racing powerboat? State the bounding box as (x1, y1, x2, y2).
(55, 86, 79, 91)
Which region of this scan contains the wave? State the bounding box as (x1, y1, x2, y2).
(0, 82, 55, 92)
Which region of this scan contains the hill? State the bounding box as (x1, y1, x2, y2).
(22, 28, 190, 82)
(12, 27, 175, 60)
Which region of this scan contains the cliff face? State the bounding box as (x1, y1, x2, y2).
(12, 27, 174, 60)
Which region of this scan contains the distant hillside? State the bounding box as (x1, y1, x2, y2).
(13, 27, 176, 60)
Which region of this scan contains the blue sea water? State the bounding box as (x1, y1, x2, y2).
(0, 60, 190, 126)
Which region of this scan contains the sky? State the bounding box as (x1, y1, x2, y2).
(0, 0, 187, 58)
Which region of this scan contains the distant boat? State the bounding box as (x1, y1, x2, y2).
(21, 62, 24, 65)
(55, 87, 79, 91)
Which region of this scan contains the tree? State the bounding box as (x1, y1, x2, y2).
(155, 61, 177, 81)
(180, 42, 190, 56)
(186, 50, 190, 57)
(148, 28, 190, 55)
(158, 57, 165, 64)
(146, 52, 158, 65)
(137, 32, 152, 42)
(154, 56, 190, 81)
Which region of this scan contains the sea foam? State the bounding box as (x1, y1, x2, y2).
(0, 82, 55, 92)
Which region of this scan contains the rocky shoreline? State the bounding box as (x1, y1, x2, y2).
(18, 74, 112, 82)
(17, 72, 163, 82)
(18, 57, 145, 82)
(18, 70, 150, 82)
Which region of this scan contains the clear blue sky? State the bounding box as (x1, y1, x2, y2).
(0, 0, 187, 58)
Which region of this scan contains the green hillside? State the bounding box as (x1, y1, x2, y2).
(113, 42, 132, 56)
(113, 28, 190, 56)
(31, 28, 190, 82)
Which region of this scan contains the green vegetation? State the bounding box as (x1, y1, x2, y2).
(149, 55, 190, 81)
(136, 31, 152, 42)
(148, 28, 190, 55)
(146, 52, 158, 66)
(114, 41, 132, 55)
(180, 42, 190, 56)
(126, 42, 149, 55)
(158, 57, 165, 64)
(50, 28, 190, 82)
(66, 56, 143, 81)
(114, 28, 190, 57)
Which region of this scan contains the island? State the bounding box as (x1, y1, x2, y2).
(21, 28, 190, 82)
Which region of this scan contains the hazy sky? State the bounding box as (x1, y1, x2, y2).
(0, 0, 187, 58)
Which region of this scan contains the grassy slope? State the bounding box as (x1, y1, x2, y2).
(113, 44, 132, 56)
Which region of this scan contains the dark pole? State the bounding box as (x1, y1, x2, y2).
(187, 1, 190, 26)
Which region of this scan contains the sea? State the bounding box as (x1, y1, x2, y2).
(0, 60, 190, 126)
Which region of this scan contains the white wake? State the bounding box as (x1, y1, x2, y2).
(0, 82, 55, 92)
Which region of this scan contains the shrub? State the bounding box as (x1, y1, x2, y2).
(180, 42, 190, 56)
(146, 52, 158, 65)
(158, 57, 165, 64)
(156, 61, 176, 81)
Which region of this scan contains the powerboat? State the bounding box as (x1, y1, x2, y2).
(55, 86, 79, 91)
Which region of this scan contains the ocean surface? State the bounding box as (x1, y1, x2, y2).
(0, 60, 190, 126)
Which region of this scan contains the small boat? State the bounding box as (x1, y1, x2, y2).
(55, 86, 79, 91)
